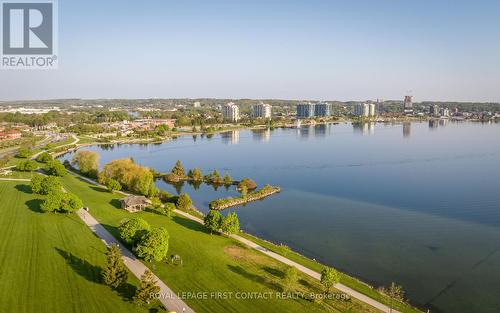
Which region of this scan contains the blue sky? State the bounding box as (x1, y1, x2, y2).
(1, 0, 500, 102)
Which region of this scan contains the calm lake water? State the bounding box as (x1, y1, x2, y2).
(62, 121, 500, 313)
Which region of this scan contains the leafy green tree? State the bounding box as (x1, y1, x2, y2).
(39, 176, 61, 195)
(16, 147, 31, 158)
(61, 193, 84, 212)
(30, 174, 44, 194)
(135, 227, 169, 262)
(283, 266, 298, 292)
(320, 267, 340, 293)
(101, 244, 128, 289)
(223, 173, 233, 185)
(171, 160, 185, 177)
(221, 212, 240, 235)
(204, 210, 223, 233)
(45, 159, 66, 176)
(41, 190, 83, 213)
(118, 218, 151, 245)
(176, 193, 192, 211)
(41, 190, 65, 212)
(72, 150, 100, 178)
(16, 160, 37, 171)
(106, 178, 121, 193)
(133, 270, 160, 305)
(36, 152, 53, 163)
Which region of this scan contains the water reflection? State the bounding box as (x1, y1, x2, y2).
(403, 122, 411, 138)
(220, 130, 239, 144)
(429, 119, 439, 130)
(352, 122, 375, 135)
(251, 128, 271, 142)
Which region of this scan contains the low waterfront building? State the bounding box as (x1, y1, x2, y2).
(222, 103, 240, 122)
(120, 195, 152, 213)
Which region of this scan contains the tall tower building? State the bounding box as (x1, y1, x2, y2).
(222, 102, 240, 122)
(296, 103, 315, 118)
(404, 95, 413, 114)
(314, 103, 331, 117)
(252, 102, 272, 119)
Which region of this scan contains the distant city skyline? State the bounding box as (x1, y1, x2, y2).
(1, 0, 500, 102)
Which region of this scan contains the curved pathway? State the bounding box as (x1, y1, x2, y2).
(76, 208, 195, 313)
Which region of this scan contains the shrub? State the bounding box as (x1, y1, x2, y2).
(237, 178, 257, 190)
(16, 147, 31, 158)
(221, 212, 240, 235)
(118, 218, 151, 245)
(204, 210, 223, 233)
(176, 193, 192, 211)
(16, 160, 37, 171)
(36, 152, 53, 163)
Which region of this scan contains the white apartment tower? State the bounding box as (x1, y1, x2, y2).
(353, 103, 376, 117)
(252, 102, 272, 119)
(222, 102, 240, 122)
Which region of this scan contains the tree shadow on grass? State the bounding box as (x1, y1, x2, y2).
(25, 199, 44, 213)
(15, 184, 32, 194)
(55, 247, 102, 284)
(90, 185, 109, 193)
(227, 264, 282, 291)
(172, 215, 210, 234)
(298, 278, 313, 288)
(109, 198, 122, 209)
(261, 266, 284, 279)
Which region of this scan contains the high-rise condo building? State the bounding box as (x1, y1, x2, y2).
(296, 103, 315, 118)
(222, 102, 240, 122)
(252, 103, 272, 119)
(353, 103, 375, 117)
(314, 103, 331, 117)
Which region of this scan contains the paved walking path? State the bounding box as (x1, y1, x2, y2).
(76, 208, 195, 313)
(174, 210, 401, 313)
(69, 170, 401, 313)
(0, 178, 30, 182)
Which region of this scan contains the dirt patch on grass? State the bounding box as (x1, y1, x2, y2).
(224, 245, 269, 264)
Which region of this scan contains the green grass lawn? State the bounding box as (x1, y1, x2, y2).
(61, 174, 382, 313)
(0, 181, 160, 313)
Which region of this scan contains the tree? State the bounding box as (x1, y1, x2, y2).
(106, 178, 121, 193)
(171, 160, 185, 178)
(223, 173, 233, 185)
(237, 178, 257, 191)
(39, 176, 61, 195)
(176, 193, 192, 211)
(283, 266, 298, 292)
(118, 218, 151, 245)
(101, 159, 155, 196)
(133, 270, 160, 306)
(16, 147, 31, 158)
(36, 152, 53, 163)
(320, 267, 340, 293)
(16, 160, 37, 171)
(41, 190, 83, 213)
(240, 185, 248, 198)
(204, 210, 223, 233)
(41, 190, 65, 212)
(30, 174, 44, 194)
(384, 282, 405, 312)
(188, 167, 203, 181)
(72, 150, 100, 178)
(101, 244, 128, 289)
(45, 159, 66, 176)
(135, 227, 169, 262)
(221, 212, 240, 235)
